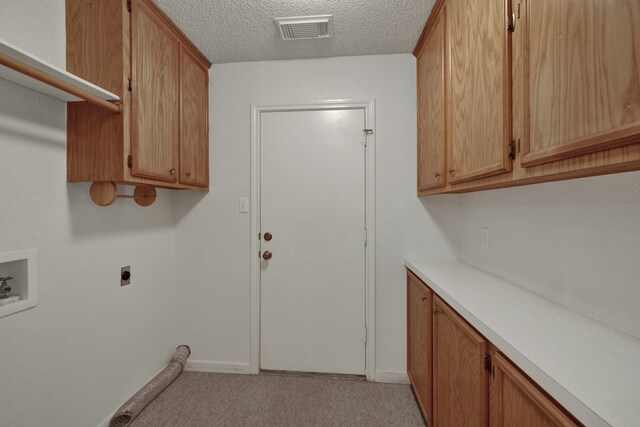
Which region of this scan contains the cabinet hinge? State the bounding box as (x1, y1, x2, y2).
(127, 155, 132, 169)
(127, 0, 132, 12)
(364, 327, 368, 344)
(128, 78, 133, 92)
(484, 355, 492, 372)
(508, 140, 517, 160)
(364, 228, 368, 247)
(508, 3, 520, 32)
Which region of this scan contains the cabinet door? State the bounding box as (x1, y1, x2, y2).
(180, 47, 209, 188)
(407, 272, 432, 425)
(131, 0, 180, 182)
(417, 5, 447, 192)
(490, 351, 579, 427)
(447, 0, 512, 184)
(433, 295, 488, 426)
(521, 0, 640, 167)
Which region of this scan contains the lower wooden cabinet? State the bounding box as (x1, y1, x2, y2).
(406, 270, 582, 426)
(407, 272, 433, 426)
(433, 294, 488, 426)
(490, 350, 578, 427)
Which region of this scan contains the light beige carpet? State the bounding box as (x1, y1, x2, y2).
(131, 371, 425, 427)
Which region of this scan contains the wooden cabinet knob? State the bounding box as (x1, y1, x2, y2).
(186, 171, 191, 178)
(449, 169, 456, 175)
(434, 172, 441, 178)
(421, 296, 427, 302)
(262, 251, 273, 260)
(169, 168, 176, 175)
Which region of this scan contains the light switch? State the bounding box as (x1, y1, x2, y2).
(239, 197, 249, 213)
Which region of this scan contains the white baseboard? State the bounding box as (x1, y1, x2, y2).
(375, 371, 410, 384)
(186, 360, 252, 374)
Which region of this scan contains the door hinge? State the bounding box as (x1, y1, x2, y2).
(127, 0, 132, 12)
(508, 140, 517, 160)
(127, 155, 132, 169)
(364, 327, 368, 344)
(363, 129, 373, 147)
(364, 228, 368, 247)
(128, 78, 133, 92)
(484, 355, 492, 372)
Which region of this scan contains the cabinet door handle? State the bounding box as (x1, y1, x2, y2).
(170, 168, 176, 175)
(433, 308, 443, 315)
(186, 171, 191, 178)
(434, 172, 441, 178)
(449, 169, 456, 175)
(421, 296, 427, 302)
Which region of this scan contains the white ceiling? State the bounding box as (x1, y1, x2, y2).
(154, 0, 435, 64)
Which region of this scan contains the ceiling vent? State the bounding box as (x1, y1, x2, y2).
(275, 15, 333, 40)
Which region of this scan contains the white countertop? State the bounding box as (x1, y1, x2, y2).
(405, 259, 640, 427)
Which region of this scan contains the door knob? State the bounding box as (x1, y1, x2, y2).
(262, 251, 273, 260)
(264, 232, 273, 241)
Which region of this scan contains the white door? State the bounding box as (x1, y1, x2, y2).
(260, 108, 367, 375)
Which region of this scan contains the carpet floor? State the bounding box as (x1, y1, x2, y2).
(130, 371, 425, 427)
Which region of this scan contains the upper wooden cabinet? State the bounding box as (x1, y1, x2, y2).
(433, 295, 488, 426)
(179, 47, 210, 188)
(521, 0, 640, 167)
(446, 0, 512, 184)
(417, 3, 447, 192)
(407, 272, 433, 426)
(66, 0, 211, 191)
(416, 0, 640, 195)
(130, 0, 181, 183)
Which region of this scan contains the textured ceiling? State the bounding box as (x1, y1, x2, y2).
(154, 0, 435, 64)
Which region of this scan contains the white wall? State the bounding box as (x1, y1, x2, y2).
(173, 54, 459, 376)
(0, 2, 178, 426)
(453, 171, 640, 339)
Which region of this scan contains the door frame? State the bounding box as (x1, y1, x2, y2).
(250, 100, 376, 380)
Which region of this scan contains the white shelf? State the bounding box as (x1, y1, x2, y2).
(0, 38, 119, 103)
(405, 258, 640, 427)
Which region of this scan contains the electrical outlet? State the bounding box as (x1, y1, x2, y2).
(239, 197, 249, 213)
(121, 266, 131, 286)
(481, 228, 490, 249)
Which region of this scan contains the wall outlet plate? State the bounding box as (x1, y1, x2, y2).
(121, 266, 131, 286)
(481, 227, 490, 249)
